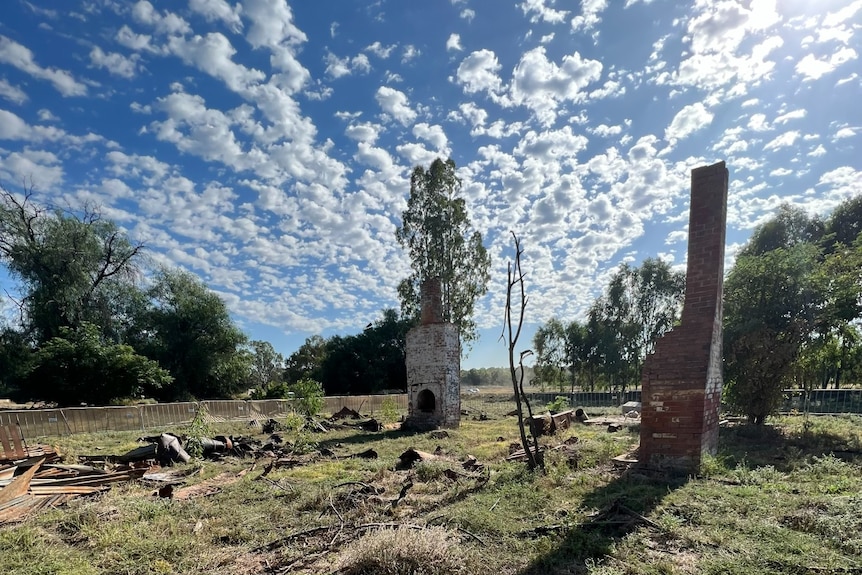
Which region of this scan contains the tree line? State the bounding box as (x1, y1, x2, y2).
(532, 195, 862, 424)
(0, 157, 491, 406)
(531, 257, 686, 395)
(0, 186, 269, 405)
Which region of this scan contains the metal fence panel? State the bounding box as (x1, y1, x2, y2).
(7, 389, 856, 440)
(2, 394, 409, 438)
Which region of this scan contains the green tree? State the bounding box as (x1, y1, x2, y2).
(284, 335, 327, 385)
(587, 258, 685, 394)
(0, 327, 33, 398)
(396, 158, 490, 347)
(532, 318, 567, 392)
(824, 195, 862, 251)
(25, 323, 171, 406)
(0, 186, 144, 344)
(289, 378, 324, 416)
(318, 309, 411, 395)
(564, 320, 592, 392)
(246, 340, 284, 392)
(739, 203, 824, 257)
(137, 269, 247, 400)
(724, 243, 822, 423)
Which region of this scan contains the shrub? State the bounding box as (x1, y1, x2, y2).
(546, 395, 570, 413)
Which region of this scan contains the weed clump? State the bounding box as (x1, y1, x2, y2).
(334, 526, 475, 575)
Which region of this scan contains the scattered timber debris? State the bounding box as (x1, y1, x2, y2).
(330, 407, 361, 420)
(506, 442, 579, 468)
(1, 424, 59, 465)
(529, 410, 576, 437)
(159, 469, 249, 500)
(0, 457, 146, 524)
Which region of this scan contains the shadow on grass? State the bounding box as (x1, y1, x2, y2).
(518, 419, 862, 574)
(518, 467, 687, 575)
(715, 420, 862, 471)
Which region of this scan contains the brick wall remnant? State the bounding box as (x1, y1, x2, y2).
(639, 161, 728, 471)
(403, 277, 461, 430)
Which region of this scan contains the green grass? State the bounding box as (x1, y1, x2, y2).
(1, 414, 860, 574)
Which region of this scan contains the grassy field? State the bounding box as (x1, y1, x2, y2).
(1, 409, 861, 575)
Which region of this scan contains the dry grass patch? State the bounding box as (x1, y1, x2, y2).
(333, 525, 480, 575)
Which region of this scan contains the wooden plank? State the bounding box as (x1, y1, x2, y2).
(9, 426, 25, 459)
(0, 458, 42, 505)
(0, 426, 14, 459)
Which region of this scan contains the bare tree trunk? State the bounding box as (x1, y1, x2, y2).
(501, 233, 542, 471)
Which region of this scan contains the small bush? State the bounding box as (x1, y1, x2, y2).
(546, 395, 570, 413)
(380, 396, 400, 423)
(290, 378, 324, 416)
(183, 404, 213, 459)
(335, 526, 475, 575)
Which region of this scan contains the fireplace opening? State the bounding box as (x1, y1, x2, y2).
(417, 389, 436, 413)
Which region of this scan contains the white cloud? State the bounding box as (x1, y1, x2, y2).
(0, 149, 64, 188)
(345, 122, 381, 143)
(89, 46, 140, 78)
(0, 35, 87, 96)
(456, 49, 503, 96)
(116, 25, 157, 52)
(796, 47, 858, 81)
(520, 0, 569, 24)
(460, 9, 476, 21)
(591, 123, 623, 138)
(822, 0, 862, 28)
(808, 144, 827, 157)
(365, 41, 396, 59)
(402, 45, 420, 63)
(747, 113, 770, 131)
(571, 0, 608, 31)
(189, 0, 243, 33)
(446, 33, 462, 52)
(131, 1, 191, 35)
(763, 130, 800, 152)
(672, 1, 782, 95)
(412, 122, 449, 151)
(241, 0, 308, 102)
(665, 102, 714, 142)
(0, 108, 29, 139)
(510, 47, 603, 126)
(375, 86, 417, 126)
(325, 51, 371, 79)
(168, 33, 266, 93)
(0, 79, 27, 104)
(773, 108, 806, 124)
(834, 127, 856, 139)
(37, 108, 58, 121)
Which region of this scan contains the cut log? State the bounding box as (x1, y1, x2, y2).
(397, 448, 437, 469)
(330, 407, 362, 420)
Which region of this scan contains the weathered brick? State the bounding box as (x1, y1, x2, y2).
(639, 161, 727, 472)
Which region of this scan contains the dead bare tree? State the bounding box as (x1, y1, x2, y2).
(501, 232, 543, 471)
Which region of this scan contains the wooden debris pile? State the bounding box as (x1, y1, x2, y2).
(0, 458, 146, 524)
(0, 424, 58, 465)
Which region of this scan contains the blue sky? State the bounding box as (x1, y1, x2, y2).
(0, 0, 860, 370)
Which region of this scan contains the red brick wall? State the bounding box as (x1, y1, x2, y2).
(639, 161, 728, 470)
(420, 277, 444, 324)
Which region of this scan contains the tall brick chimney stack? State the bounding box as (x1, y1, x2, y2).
(639, 161, 728, 471)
